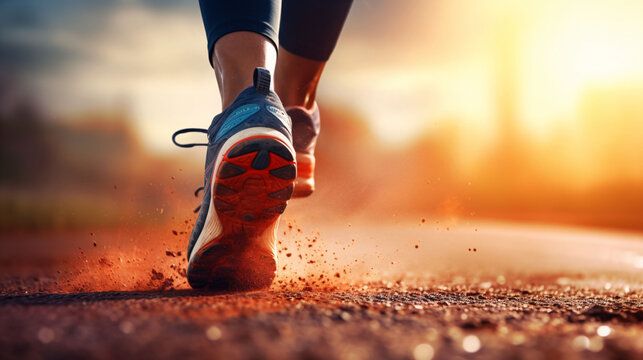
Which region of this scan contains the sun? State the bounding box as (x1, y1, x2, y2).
(519, 0, 643, 135)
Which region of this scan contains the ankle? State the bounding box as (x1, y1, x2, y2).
(212, 32, 277, 109)
(275, 47, 325, 111)
(276, 83, 318, 111)
(216, 67, 259, 108)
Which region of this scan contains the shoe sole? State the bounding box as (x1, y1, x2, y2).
(187, 136, 296, 290)
(292, 153, 315, 198)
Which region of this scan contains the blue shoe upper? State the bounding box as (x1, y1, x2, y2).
(172, 68, 292, 259)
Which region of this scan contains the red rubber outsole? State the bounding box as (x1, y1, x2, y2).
(187, 136, 296, 290)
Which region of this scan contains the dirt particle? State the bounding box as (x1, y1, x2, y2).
(286, 253, 292, 257)
(158, 277, 174, 290)
(151, 269, 164, 281)
(172, 230, 178, 236)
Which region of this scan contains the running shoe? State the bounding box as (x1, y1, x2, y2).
(172, 68, 296, 290)
(287, 103, 320, 198)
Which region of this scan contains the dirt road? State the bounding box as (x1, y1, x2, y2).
(0, 219, 641, 359)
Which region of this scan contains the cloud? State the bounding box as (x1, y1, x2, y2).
(0, 0, 197, 77)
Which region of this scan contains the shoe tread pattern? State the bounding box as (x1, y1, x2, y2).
(188, 136, 296, 290)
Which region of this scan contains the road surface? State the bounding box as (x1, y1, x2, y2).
(0, 218, 641, 359)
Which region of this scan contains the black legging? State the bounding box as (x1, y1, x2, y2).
(198, 0, 353, 64)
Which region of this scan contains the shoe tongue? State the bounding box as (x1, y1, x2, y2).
(253, 67, 271, 95)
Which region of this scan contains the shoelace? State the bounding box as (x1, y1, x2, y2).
(172, 128, 208, 148)
(172, 128, 209, 213)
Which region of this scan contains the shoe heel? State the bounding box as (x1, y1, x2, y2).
(187, 136, 295, 290)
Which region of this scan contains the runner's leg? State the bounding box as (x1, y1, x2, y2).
(275, 0, 353, 197)
(275, 0, 353, 109)
(198, 0, 281, 108)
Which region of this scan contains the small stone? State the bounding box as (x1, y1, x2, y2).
(597, 325, 611, 337)
(572, 335, 590, 351)
(413, 343, 434, 360)
(340, 312, 352, 321)
(206, 326, 222, 341)
(120, 321, 134, 334)
(37, 327, 55, 344)
(462, 335, 481, 353)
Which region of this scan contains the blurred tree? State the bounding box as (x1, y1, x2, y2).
(0, 78, 52, 186)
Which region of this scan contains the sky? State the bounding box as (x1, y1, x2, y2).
(2, 0, 643, 156)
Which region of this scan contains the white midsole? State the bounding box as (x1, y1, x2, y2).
(188, 127, 295, 264)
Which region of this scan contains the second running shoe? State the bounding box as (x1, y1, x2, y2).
(172, 68, 296, 290)
(287, 103, 320, 198)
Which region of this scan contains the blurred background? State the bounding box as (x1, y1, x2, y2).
(1, 0, 642, 234)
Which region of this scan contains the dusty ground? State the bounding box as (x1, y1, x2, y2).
(0, 218, 641, 359)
